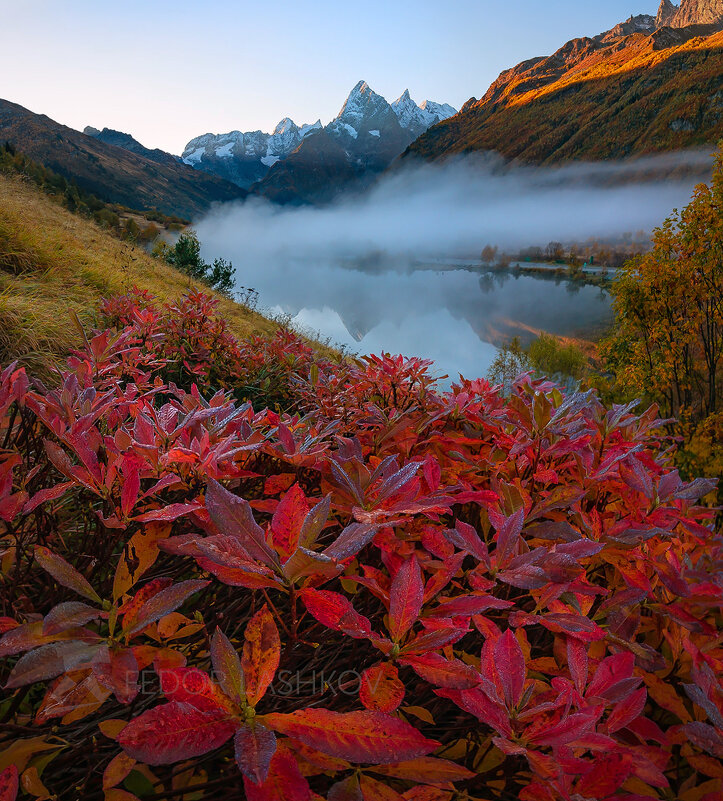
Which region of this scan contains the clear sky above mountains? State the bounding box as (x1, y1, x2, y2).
(2, 0, 658, 154)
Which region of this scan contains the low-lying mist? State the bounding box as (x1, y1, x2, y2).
(196, 148, 713, 265)
(193, 149, 712, 381)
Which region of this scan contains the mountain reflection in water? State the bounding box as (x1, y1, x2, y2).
(233, 257, 611, 382)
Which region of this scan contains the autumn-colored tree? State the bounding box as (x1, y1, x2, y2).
(604, 147, 722, 423)
(603, 145, 723, 494)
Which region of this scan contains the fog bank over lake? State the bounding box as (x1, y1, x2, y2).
(195, 150, 710, 380)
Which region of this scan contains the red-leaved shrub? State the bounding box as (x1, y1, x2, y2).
(0, 290, 721, 801)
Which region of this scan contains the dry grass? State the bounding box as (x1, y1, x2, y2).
(0, 172, 283, 375)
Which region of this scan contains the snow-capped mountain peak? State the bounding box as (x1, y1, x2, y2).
(420, 99, 457, 119)
(181, 81, 456, 195)
(392, 90, 457, 138)
(273, 117, 297, 136)
(336, 80, 388, 126)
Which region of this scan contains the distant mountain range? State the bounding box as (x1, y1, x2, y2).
(404, 3, 723, 166)
(0, 99, 246, 218)
(2, 2, 722, 215)
(180, 81, 456, 202)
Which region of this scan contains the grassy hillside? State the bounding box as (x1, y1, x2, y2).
(406, 27, 723, 164)
(0, 172, 276, 373)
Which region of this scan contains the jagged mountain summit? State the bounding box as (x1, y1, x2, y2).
(657, 0, 723, 26)
(392, 89, 457, 139)
(181, 117, 322, 189)
(181, 81, 456, 196)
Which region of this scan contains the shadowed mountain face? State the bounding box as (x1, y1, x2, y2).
(0, 98, 246, 218)
(180, 81, 456, 202)
(404, 18, 723, 166)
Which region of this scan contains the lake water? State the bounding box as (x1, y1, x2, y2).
(230, 259, 612, 382)
(193, 152, 709, 383)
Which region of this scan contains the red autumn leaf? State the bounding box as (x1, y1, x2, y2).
(323, 522, 378, 562)
(360, 663, 405, 712)
(445, 521, 490, 564)
(243, 746, 311, 801)
(684, 722, 723, 758)
(118, 578, 173, 631)
(235, 722, 277, 785)
(211, 627, 244, 705)
(586, 652, 637, 701)
(400, 627, 466, 656)
(118, 700, 237, 764)
(399, 653, 480, 690)
(371, 756, 476, 785)
(527, 711, 597, 747)
(42, 601, 101, 635)
(606, 686, 647, 732)
(493, 629, 526, 708)
(23, 481, 74, 514)
(0, 618, 18, 634)
(566, 637, 589, 695)
(92, 644, 139, 703)
(359, 774, 405, 801)
(389, 556, 424, 642)
(5, 640, 100, 688)
(124, 579, 209, 636)
(493, 508, 524, 567)
(263, 708, 440, 764)
(576, 750, 634, 796)
(263, 473, 297, 496)
(436, 687, 512, 738)
(158, 666, 234, 712)
(242, 605, 281, 707)
(120, 454, 142, 518)
(34, 546, 102, 604)
(195, 535, 280, 589)
(134, 502, 200, 523)
(205, 478, 278, 568)
(0, 765, 19, 801)
(271, 483, 310, 560)
(300, 588, 374, 639)
(427, 594, 512, 618)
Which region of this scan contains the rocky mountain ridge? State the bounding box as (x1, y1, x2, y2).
(84, 126, 180, 167)
(0, 98, 246, 218)
(404, 11, 723, 167)
(657, 0, 723, 26)
(181, 81, 456, 197)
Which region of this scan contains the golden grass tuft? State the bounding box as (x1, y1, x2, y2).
(0, 172, 281, 375)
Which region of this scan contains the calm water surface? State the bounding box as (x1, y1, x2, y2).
(233, 259, 612, 382)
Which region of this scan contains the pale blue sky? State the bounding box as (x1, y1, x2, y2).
(0, 0, 658, 154)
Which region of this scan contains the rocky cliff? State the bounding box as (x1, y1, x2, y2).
(657, 0, 723, 26)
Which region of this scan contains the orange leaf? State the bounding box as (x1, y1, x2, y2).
(360, 663, 405, 713)
(243, 605, 281, 707)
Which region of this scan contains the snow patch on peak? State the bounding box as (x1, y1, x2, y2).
(215, 142, 235, 159)
(273, 117, 298, 136)
(420, 100, 457, 120)
(300, 120, 322, 138)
